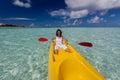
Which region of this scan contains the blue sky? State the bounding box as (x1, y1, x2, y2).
(0, 0, 120, 27)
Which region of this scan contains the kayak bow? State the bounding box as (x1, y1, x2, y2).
(48, 42, 105, 80)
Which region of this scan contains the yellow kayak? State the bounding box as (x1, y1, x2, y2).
(48, 42, 105, 80)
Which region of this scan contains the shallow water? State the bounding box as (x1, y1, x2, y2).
(0, 28, 120, 80)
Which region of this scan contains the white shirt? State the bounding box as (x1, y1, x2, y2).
(55, 36, 62, 46)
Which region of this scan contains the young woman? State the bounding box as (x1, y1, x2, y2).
(52, 29, 70, 54)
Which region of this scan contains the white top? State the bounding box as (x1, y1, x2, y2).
(55, 36, 67, 50)
(55, 36, 62, 46)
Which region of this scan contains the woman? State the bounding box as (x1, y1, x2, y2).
(52, 29, 70, 54)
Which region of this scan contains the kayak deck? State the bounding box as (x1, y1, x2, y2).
(48, 42, 105, 80)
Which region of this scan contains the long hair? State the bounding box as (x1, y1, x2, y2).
(56, 29, 62, 37)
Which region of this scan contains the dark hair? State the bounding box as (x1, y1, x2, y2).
(56, 29, 62, 37)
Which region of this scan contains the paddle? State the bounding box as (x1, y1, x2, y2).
(78, 42, 93, 47)
(38, 37, 48, 42)
(38, 38, 93, 47)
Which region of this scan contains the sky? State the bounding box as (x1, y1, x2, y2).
(0, 0, 120, 27)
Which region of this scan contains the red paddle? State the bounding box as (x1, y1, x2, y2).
(78, 42, 93, 47)
(38, 37, 48, 42)
(38, 38, 92, 47)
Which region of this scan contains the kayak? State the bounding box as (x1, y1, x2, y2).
(48, 42, 105, 80)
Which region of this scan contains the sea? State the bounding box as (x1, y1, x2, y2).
(0, 27, 120, 80)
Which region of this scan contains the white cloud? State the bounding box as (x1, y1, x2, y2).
(72, 19, 83, 25)
(65, 0, 94, 10)
(0, 23, 4, 25)
(50, 9, 88, 19)
(29, 23, 35, 27)
(64, 18, 70, 24)
(73, 19, 79, 25)
(63, 18, 83, 26)
(3, 17, 33, 20)
(63, 18, 71, 26)
(70, 9, 89, 19)
(65, 0, 120, 10)
(79, 21, 82, 24)
(50, 9, 68, 16)
(50, 0, 120, 19)
(13, 0, 31, 8)
(87, 16, 102, 23)
(100, 10, 108, 16)
(110, 14, 116, 17)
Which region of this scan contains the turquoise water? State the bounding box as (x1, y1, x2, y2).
(0, 28, 120, 80)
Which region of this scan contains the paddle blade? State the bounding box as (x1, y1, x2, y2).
(78, 42, 93, 47)
(38, 37, 48, 42)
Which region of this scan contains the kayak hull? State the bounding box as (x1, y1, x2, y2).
(48, 42, 105, 80)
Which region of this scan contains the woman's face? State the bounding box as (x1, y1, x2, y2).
(57, 31, 61, 37)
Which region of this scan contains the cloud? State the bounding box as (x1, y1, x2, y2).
(50, 9, 89, 19)
(70, 9, 89, 19)
(87, 16, 105, 23)
(72, 19, 83, 25)
(3, 17, 33, 20)
(110, 14, 116, 17)
(73, 19, 79, 25)
(13, 0, 31, 8)
(29, 23, 35, 27)
(50, 0, 120, 19)
(50, 9, 68, 16)
(65, 0, 120, 10)
(62, 17, 83, 26)
(100, 10, 108, 16)
(0, 23, 4, 25)
(63, 18, 71, 26)
(63, 18, 70, 24)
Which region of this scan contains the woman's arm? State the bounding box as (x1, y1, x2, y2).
(62, 36, 68, 44)
(51, 36, 56, 42)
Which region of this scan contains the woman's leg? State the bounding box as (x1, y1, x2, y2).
(62, 45, 71, 53)
(54, 45, 59, 54)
